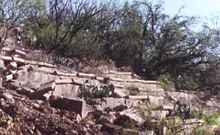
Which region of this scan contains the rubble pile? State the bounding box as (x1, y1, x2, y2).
(0, 46, 219, 134)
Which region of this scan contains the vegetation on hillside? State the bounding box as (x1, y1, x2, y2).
(0, 0, 220, 91)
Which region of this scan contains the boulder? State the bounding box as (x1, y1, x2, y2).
(49, 96, 92, 118)
(101, 123, 139, 135)
(119, 108, 145, 124)
(49, 96, 83, 115)
(95, 98, 141, 111)
(53, 84, 79, 98)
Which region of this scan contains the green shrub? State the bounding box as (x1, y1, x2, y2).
(159, 74, 176, 91)
(192, 111, 220, 126)
(203, 113, 220, 126)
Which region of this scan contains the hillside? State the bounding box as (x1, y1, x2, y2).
(0, 0, 219, 134)
(0, 45, 219, 135)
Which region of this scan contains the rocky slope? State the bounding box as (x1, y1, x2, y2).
(0, 46, 219, 135)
